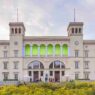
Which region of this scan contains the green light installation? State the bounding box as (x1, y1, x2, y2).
(47, 44, 53, 56)
(40, 44, 46, 56)
(25, 44, 30, 56)
(32, 44, 38, 56)
(55, 44, 61, 55)
(63, 44, 68, 56)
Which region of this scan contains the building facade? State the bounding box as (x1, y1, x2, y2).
(0, 21, 95, 82)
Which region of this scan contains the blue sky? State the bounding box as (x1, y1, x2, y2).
(0, 0, 95, 40)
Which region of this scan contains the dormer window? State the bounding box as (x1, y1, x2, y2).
(72, 28, 74, 33)
(15, 28, 17, 34)
(75, 28, 78, 33)
(19, 28, 21, 34)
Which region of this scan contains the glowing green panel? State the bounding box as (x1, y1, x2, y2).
(40, 44, 46, 56)
(32, 44, 38, 56)
(47, 44, 53, 55)
(55, 44, 61, 55)
(63, 44, 68, 56)
(25, 44, 30, 56)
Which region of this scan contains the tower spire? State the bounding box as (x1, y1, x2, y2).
(74, 8, 76, 22)
(17, 8, 18, 22)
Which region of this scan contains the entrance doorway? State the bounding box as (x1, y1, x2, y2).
(55, 71, 60, 82)
(33, 71, 39, 82)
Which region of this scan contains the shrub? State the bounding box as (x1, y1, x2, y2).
(0, 81, 95, 95)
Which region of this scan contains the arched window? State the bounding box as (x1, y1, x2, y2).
(72, 28, 74, 33)
(33, 61, 39, 69)
(11, 28, 14, 34)
(15, 28, 17, 34)
(79, 28, 81, 33)
(32, 44, 38, 56)
(25, 44, 30, 56)
(28, 61, 44, 69)
(55, 44, 61, 56)
(19, 28, 21, 34)
(47, 44, 53, 56)
(62, 44, 68, 56)
(49, 63, 53, 69)
(40, 44, 46, 56)
(54, 61, 60, 68)
(49, 60, 65, 69)
(75, 28, 78, 33)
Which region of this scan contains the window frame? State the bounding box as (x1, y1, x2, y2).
(3, 51, 8, 58)
(14, 50, 18, 57)
(75, 72, 79, 80)
(3, 61, 8, 69)
(75, 61, 79, 69)
(75, 50, 79, 57)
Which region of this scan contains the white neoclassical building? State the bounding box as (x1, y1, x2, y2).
(0, 21, 95, 82)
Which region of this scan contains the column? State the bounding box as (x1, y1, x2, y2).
(22, 45, 25, 57)
(32, 71, 33, 82)
(68, 46, 70, 56)
(60, 70, 62, 82)
(38, 45, 40, 57)
(39, 71, 40, 81)
(53, 61, 54, 68)
(60, 61, 61, 68)
(30, 44, 32, 57)
(33, 71, 34, 81)
(53, 45, 55, 57)
(53, 71, 54, 82)
(60, 45, 63, 57)
(46, 45, 47, 57)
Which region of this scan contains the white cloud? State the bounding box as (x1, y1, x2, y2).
(0, 0, 94, 40)
(84, 0, 95, 5)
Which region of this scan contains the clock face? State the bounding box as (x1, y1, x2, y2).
(75, 41, 79, 45)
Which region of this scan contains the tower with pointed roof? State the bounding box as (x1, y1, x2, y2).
(67, 22, 84, 79)
(9, 21, 25, 80)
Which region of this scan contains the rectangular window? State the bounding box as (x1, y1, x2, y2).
(41, 71, 43, 76)
(50, 71, 53, 76)
(75, 73, 79, 80)
(14, 50, 18, 57)
(75, 61, 79, 69)
(4, 51, 8, 58)
(3, 72, 9, 80)
(84, 61, 89, 69)
(28, 71, 32, 76)
(75, 50, 79, 57)
(84, 72, 89, 80)
(14, 61, 18, 69)
(84, 50, 88, 57)
(79, 28, 81, 33)
(3, 61, 8, 69)
(62, 71, 64, 76)
(14, 73, 18, 80)
(75, 28, 78, 33)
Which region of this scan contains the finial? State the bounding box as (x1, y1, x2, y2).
(74, 8, 76, 22)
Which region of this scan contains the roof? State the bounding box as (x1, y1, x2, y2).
(67, 22, 84, 30)
(0, 40, 9, 45)
(83, 40, 95, 45)
(24, 36, 70, 41)
(9, 22, 25, 31)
